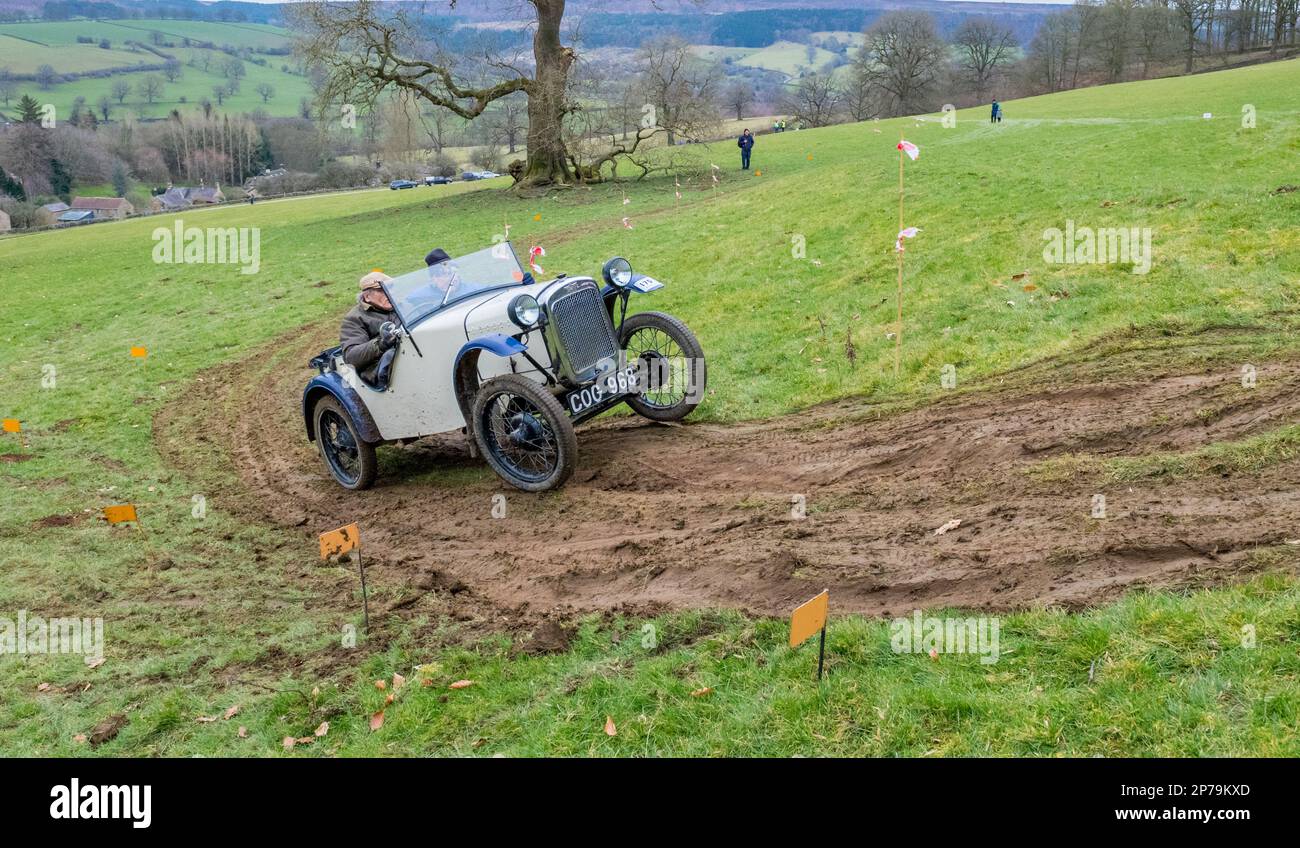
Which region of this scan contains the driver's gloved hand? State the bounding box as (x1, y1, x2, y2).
(378, 322, 401, 350)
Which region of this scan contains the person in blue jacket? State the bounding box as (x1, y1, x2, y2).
(737, 128, 755, 170)
(991, 99, 1002, 123)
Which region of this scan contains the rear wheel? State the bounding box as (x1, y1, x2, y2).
(313, 395, 378, 490)
(471, 374, 577, 492)
(619, 311, 706, 422)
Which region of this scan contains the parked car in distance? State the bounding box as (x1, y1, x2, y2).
(424, 176, 452, 185)
(389, 180, 418, 190)
(460, 171, 502, 181)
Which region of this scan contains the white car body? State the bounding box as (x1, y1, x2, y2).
(341, 274, 556, 438)
(303, 242, 700, 491)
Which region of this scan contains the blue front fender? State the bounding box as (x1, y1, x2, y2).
(454, 334, 527, 372)
(303, 372, 384, 443)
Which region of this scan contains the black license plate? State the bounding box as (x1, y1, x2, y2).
(564, 363, 640, 417)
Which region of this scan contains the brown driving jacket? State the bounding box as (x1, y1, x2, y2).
(339, 299, 396, 384)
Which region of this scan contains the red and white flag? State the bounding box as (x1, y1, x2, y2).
(622, 217, 633, 230)
(528, 245, 546, 275)
(895, 227, 920, 252)
(896, 139, 920, 161)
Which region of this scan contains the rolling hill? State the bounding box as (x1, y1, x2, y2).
(0, 18, 310, 120)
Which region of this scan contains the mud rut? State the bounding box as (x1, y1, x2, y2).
(156, 325, 1300, 621)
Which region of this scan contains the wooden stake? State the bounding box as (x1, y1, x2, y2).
(358, 547, 370, 636)
(895, 130, 905, 379)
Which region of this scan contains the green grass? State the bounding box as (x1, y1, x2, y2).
(1030, 424, 1300, 485)
(736, 39, 839, 76)
(2, 58, 1299, 756)
(0, 19, 308, 119)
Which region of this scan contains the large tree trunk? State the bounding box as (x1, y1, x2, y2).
(519, 0, 574, 188)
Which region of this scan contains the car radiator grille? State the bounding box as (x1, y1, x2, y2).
(550, 284, 618, 378)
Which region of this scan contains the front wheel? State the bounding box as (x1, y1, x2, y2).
(471, 374, 578, 492)
(313, 395, 378, 490)
(619, 311, 707, 422)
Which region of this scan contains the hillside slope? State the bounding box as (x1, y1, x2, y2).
(1, 59, 1298, 756)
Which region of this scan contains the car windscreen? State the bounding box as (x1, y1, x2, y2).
(384, 243, 527, 326)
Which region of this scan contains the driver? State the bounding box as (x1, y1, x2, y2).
(340, 270, 401, 385)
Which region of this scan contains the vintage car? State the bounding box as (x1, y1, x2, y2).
(303, 243, 706, 492)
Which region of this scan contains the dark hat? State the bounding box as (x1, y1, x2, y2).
(425, 248, 451, 266)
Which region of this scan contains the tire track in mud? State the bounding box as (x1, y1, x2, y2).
(155, 324, 1300, 620)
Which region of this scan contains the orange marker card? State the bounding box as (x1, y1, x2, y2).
(130, 346, 148, 359)
(2, 419, 19, 433)
(103, 504, 139, 524)
(319, 522, 360, 560)
(789, 590, 829, 648)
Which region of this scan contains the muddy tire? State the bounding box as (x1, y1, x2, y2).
(471, 374, 577, 492)
(619, 311, 706, 422)
(313, 395, 378, 490)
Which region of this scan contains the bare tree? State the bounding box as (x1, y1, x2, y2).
(163, 58, 183, 83)
(111, 79, 132, 104)
(857, 11, 947, 116)
(0, 67, 15, 106)
(291, 0, 577, 188)
(140, 74, 165, 104)
(1171, 0, 1214, 70)
(637, 36, 724, 146)
(562, 46, 718, 182)
(212, 86, 226, 106)
(36, 64, 59, 90)
(1134, 2, 1181, 76)
(952, 18, 1017, 100)
(781, 71, 841, 127)
(1025, 10, 1076, 92)
(840, 64, 881, 121)
(724, 79, 755, 120)
(1095, 0, 1136, 82)
(418, 102, 458, 155)
(484, 92, 527, 153)
(255, 83, 276, 103)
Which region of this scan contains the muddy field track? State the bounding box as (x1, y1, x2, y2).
(155, 324, 1300, 622)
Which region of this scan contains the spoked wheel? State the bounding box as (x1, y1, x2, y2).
(619, 311, 707, 422)
(313, 395, 377, 490)
(471, 374, 577, 492)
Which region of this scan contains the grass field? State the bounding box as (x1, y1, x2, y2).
(735, 39, 840, 76)
(0, 19, 309, 120)
(1, 58, 1298, 756)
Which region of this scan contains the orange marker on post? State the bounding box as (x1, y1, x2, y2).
(789, 590, 830, 680)
(2, 419, 19, 433)
(130, 346, 148, 359)
(103, 504, 139, 525)
(320, 522, 368, 634)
